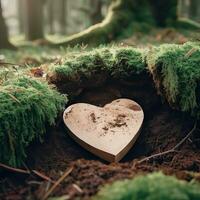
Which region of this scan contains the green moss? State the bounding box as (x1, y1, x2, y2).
(93, 172, 200, 200)
(49, 42, 200, 118)
(147, 42, 200, 118)
(50, 47, 146, 80)
(0, 77, 67, 166)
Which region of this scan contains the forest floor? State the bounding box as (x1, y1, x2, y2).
(0, 28, 200, 200)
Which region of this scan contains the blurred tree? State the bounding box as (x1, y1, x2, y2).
(55, 0, 200, 47)
(24, 0, 44, 40)
(18, 0, 25, 33)
(189, 0, 199, 21)
(90, 0, 103, 24)
(0, 0, 15, 49)
(178, 0, 188, 18)
(59, 0, 67, 34)
(47, 0, 54, 34)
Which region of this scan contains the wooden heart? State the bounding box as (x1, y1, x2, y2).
(63, 99, 144, 162)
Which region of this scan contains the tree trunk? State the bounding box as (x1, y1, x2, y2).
(178, 0, 189, 18)
(24, 0, 44, 40)
(54, 0, 199, 47)
(90, 0, 103, 25)
(59, 0, 67, 34)
(149, 0, 178, 27)
(18, 0, 25, 34)
(189, 0, 199, 21)
(0, 1, 15, 49)
(47, 0, 54, 34)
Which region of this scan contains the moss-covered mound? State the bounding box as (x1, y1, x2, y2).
(47, 47, 146, 94)
(0, 77, 67, 166)
(48, 42, 200, 118)
(51, 47, 146, 77)
(93, 172, 200, 200)
(147, 42, 200, 118)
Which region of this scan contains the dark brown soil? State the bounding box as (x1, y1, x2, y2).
(0, 73, 200, 200)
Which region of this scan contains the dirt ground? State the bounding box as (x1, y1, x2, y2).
(0, 73, 200, 200)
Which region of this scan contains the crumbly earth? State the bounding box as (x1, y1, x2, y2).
(0, 74, 200, 200)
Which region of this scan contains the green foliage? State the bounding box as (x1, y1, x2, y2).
(93, 172, 200, 200)
(51, 47, 146, 79)
(0, 77, 67, 166)
(147, 42, 200, 118)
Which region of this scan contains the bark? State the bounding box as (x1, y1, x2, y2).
(54, 0, 200, 47)
(24, 0, 44, 40)
(0, 1, 15, 49)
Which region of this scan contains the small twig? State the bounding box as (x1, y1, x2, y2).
(0, 163, 29, 174)
(0, 162, 54, 183)
(32, 170, 55, 183)
(42, 166, 73, 200)
(72, 184, 83, 194)
(137, 121, 197, 164)
(27, 181, 43, 185)
(173, 121, 197, 149)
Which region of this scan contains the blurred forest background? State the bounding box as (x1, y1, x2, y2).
(1, 0, 200, 42)
(1, 0, 109, 41)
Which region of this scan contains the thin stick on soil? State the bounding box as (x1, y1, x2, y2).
(137, 121, 197, 164)
(0, 163, 54, 183)
(32, 170, 55, 184)
(42, 166, 74, 200)
(0, 163, 30, 174)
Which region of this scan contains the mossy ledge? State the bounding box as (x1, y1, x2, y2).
(93, 172, 200, 200)
(147, 42, 200, 118)
(47, 47, 147, 95)
(48, 42, 200, 118)
(0, 77, 67, 166)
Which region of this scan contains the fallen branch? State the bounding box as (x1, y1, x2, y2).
(42, 166, 74, 200)
(137, 121, 197, 164)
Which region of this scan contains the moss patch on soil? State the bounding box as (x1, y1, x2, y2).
(0, 77, 67, 166)
(93, 172, 200, 200)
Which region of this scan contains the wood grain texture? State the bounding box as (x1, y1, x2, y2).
(63, 99, 144, 162)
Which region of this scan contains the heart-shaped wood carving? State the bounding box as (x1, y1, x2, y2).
(63, 99, 144, 162)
